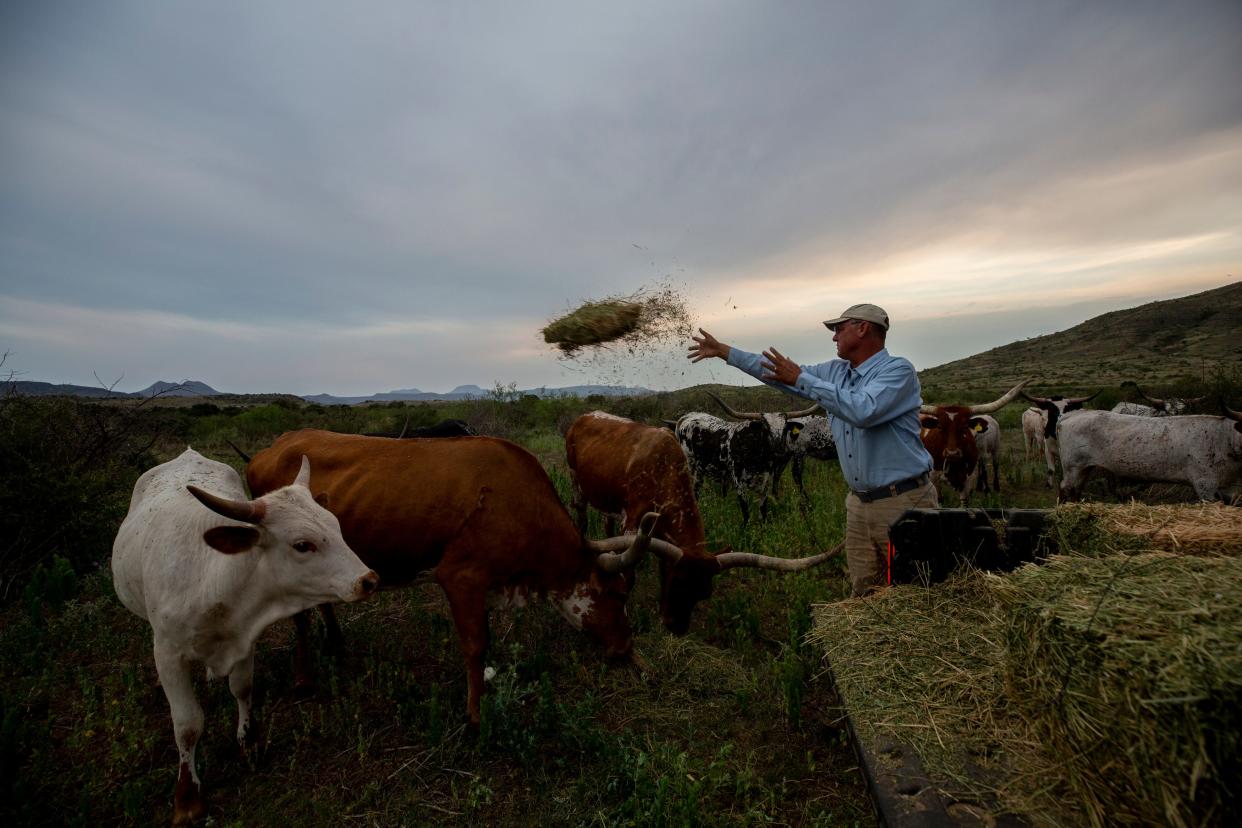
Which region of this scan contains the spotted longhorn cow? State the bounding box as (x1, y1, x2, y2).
(1056, 404, 1242, 502)
(1110, 385, 1203, 418)
(672, 393, 819, 523)
(245, 429, 678, 723)
(565, 411, 835, 635)
(919, 380, 1030, 504)
(363, 416, 476, 438)
(111, 449, 379, 825)
(773, 415, 838, 500)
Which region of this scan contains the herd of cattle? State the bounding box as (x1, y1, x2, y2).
(110, 386, 1241, 822)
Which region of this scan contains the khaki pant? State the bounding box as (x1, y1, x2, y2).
(844, 481, 939, 597)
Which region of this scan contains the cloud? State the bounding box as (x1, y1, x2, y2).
(1, 1, 1240, 392)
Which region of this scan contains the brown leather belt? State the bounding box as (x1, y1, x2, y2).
(853, 473, 930, 503)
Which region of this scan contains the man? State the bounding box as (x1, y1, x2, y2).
(688, 303, 936, 597)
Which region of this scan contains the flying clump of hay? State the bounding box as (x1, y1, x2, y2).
(542, 284, 693, 356)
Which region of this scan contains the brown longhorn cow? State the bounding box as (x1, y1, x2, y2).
(565, 412, 836, 635)
(919, 380, 1031, 504)
(245, 429, 680, 722)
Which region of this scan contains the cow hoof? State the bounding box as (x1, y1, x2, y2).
(172, 787, 206, 825)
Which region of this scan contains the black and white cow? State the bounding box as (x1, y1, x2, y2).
(773, 415, 837, 500)
(1021, 391, 1100, 488)
(673, 393, 818, 523)
(1057, 404, 1242, 503)
(1110, 385, 1204, 418)
(363, 417, 476, 438)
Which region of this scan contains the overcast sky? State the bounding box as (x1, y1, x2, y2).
(2, 1, 1240, 395)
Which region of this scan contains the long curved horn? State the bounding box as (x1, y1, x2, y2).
(225, 439, 251, 464)
(1066, 390, 1100, 405)
(1134, 387, 1164, 406)
(966, 379, 1033, 415)
(715, 542, 843, 572)
(785, 402, 822, 418)
(1222, 401, 1242, 421)
(396, 413, 411, 439)
(1021, 391, 1050, 406)
(706, 391, 762, 421)
(919, 403, 938, 414)
(186, 486, 266, 524)
(591, 512, 662, 572)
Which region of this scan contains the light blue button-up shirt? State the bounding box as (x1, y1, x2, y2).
(726, 346, 932, 492)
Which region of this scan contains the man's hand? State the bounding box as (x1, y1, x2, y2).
(688, 328, 730, 362)
(761, 347, 801, 385)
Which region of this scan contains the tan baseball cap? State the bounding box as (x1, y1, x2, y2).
(822, 303, 890, 331)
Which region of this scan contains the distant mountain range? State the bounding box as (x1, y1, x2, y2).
(3, 378, 654, 403)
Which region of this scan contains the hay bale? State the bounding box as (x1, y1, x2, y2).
(995, 553, 1242, 827)
(542, 300, 643, 354)
(1046, 502, 1242, 558)
(809, 575, 1078, 823)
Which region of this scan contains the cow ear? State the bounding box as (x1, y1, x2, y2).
(314, 491, 330, 508)
(970, 418, 989, 433)
(203, 525, 261, 555)
(786, 422, 802, 439)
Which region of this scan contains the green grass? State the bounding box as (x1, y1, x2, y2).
(4, 386, 1216, 826)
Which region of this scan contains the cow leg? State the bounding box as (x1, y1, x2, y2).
(319, 603, 344, 653)
(229, 649, 258, 753)
(437, 573, 490, 724)
(793, 457, 810, 503)
(737, 494, 751, 526)
(292, 609, 317, 698)
(570, 478, 588, 534)
(991, 455, 1000, 493)
(154, 644, 206, 826)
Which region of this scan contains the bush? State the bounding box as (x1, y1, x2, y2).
(0, 394, 161, 602)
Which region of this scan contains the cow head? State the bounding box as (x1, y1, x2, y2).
(186, 456, 379, 609)
(920, 380, 1029, 492)
(705, 392, 820, 445)
(1021, 390, 1100, 438)
(1132, 386, 1204, 416)
(583, 512, 672, 657)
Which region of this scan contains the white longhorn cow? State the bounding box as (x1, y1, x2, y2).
(1021, 407, 1047, 461)
(970, 414, 1001, 495)
(111, 448, 379, 825)
(1056, 406, 1242, 502)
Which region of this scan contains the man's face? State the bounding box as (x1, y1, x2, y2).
(831, 319, 864, 359)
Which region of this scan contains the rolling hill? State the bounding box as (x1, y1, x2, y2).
(917, 280, 1241, 398)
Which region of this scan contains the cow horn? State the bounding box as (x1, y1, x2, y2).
(1020, 391, 1049, 406)
(1134, 387, 1164, 406)
(1222, 401, 1242, 421)
(225, 438, 251, 464)
(662, 419, 680, 429)
(186, 486, 266, 524)
(714, 542, 843, 572)
(293, 455, 312, 488)
(1066, 390, 1101, 405)
(396, 414, 411, 439)
(591, 512, 661, 572)
(706, 391, 762, 421)
(786, 402, 822, 418)
(966, 379, 1033, 415)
